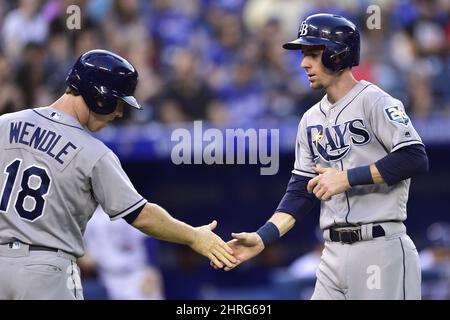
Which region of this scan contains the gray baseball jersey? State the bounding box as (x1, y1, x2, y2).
(292, 80, 423, 299)
(293, 80, 423, 230)
(0, 107, 147, 257)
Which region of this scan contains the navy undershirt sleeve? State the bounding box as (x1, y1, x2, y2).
(122, 203, 146, 224)
(375, 144, 428, 186)
(276, 174, 318, 220)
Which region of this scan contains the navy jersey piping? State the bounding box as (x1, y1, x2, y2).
(110, 198, 145, 218)
(392, 140, 423, 150)
(32, 109, 84, 131)
(335, 84, 372, 123)
(399, 238, 406, 300)
(319, 102, 326, 117)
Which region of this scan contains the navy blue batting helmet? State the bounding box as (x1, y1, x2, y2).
(283, 13, 360, 72)
(66, 49, 142, 115)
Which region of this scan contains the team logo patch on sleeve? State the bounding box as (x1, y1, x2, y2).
(384, 106, 410, 126)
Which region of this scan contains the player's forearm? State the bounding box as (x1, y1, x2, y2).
(347, 163, 405, 186)
(132, 203, 195, 246)
(276, 174, 317, 220)
(255, 212, 296, 248)
(347, 144, 428, 187)
(346, 164, 382, 187)
(369, 163, 384, 184)
(269, 212, 296, 237)
(375, 144, 428, 185)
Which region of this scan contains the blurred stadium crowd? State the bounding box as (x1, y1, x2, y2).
(1, 0, 450, 300)
(1, 0, 450, 125)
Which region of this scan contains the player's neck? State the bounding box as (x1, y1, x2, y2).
(50, 94, 88, 125)
(325, 71, 358, 105)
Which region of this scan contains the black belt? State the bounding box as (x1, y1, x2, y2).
(8, 242, 58, 252)
(329, 225, 385, 244)
(29, 245, 59, 252)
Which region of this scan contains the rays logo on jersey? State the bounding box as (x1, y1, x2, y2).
(306, 119, 370, 162)
(384, 106, 409, 126)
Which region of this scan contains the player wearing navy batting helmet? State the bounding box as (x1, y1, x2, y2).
(220, 13, 428, 300)
(0, 49, 236, 299)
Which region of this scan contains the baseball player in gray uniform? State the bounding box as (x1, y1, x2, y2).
(0, 49, 236, 300)
(219, 14, 429, 300)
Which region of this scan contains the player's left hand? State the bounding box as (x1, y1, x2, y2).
(307, 167, 350, 201)
(210, 231, 265, 272)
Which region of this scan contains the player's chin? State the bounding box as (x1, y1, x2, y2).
(309, 81, 323, 89)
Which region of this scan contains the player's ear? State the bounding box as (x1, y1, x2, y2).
(65, 86, 80, 96)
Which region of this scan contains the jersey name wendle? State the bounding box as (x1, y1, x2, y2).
(9, 121, 78, 165)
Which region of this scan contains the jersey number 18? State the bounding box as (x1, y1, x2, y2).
(0, 159, 51, 221)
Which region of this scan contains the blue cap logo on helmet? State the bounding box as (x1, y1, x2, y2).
(299, 21, 309, 36)
(66, 49, 142, 115)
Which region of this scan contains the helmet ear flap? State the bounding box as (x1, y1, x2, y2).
(82, 83, 118, 115)
(66, 68, 81, 93)
(322, 47, 339, 72)
(330, 47, 350, 62)
(322, 45, 351, 72)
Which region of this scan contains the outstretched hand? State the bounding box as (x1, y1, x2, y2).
(211, 231, 265, 271)
(191, 220, 237, 269)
